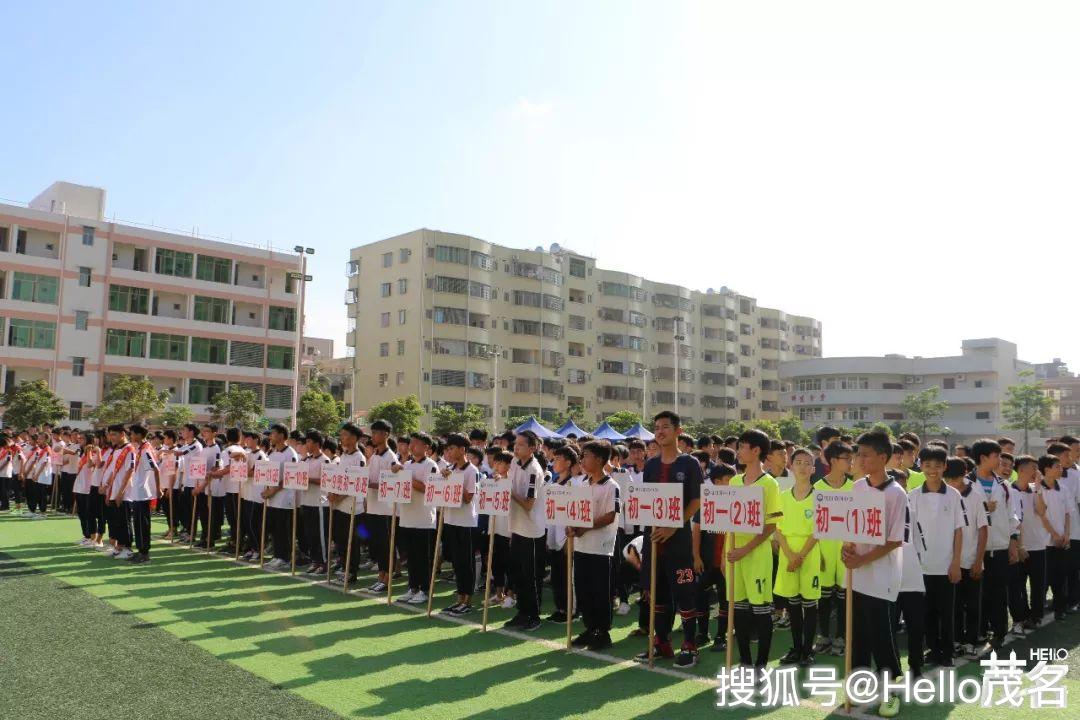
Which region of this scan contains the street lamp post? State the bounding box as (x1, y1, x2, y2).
(488, 344, 502, 433)
(673, 316, 685, 417)
(291, 246, 315, 429)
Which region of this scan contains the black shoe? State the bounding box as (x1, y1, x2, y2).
(443, 603, 463, 614)
(779, 648, 801, 665)
(587, 631, 613, 651)
(548, 610, 568, 623)
(505, 614, 526, 628)
(450, 604, 473, 616)
(521, 618, 542, 632)
(674, 648, 699, 668)
(695, 632, 712, 648)
(572, 630, 596, 647)
(798, 651, 815, 667)
(710, 637, 727, 653)
(1055, 611, 1067, 621)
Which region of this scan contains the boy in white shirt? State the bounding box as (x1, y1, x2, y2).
(363, 420, 399, 593)
(545, 445, 578, 623)
(262, 424, 300, 570)
(300, 430, 331, 574)
(395, 432, 439, 605)
(506, 432, 547, 632)
(1009, 455, 1048, 634)
(240, 431, 269, 561)
(1039, 454, 1071, 621)
(947, 457, 988, 657)
(328, 424, 366, 583)
(440, 433, 479, 616)
(119, 425, 160, 564)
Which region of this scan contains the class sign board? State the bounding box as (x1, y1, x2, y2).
(700, 484, 765, 534)
(282, 462, 309, 491)
(812, 490, 887, 546)
(477, 477, 511, 516)
(425, 472, 465, 508)
(378, 469, 412, 504)
(252, 460, 280, 487)
(626, 483, 684, 528)
(187, 459, 207, 483)
(541, 483, 594, 528)
(160, 453, 177, 478)
(325, 465, 369, 497)
(229, 458, 248, 483)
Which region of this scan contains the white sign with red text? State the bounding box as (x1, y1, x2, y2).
(812, 490, 886, 545)
(229, 458, 248, 483)
(252, 460, 279, 487)
(477, 477, 511, 516)
(541, 483, 594, 528)
(378, 470, 412, 504)
(187, 459, 207, 483)
(425, 472, 465, 508)
(701, 484, 765, 534)
(626, 483, 684, 528)
(282, 462, 309, 491)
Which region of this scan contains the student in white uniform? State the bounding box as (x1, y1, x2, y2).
(396, 432, 439, 605)
(240, 431, 267, 561)
(1009, 455, 1049, 634)
(545, 445, 579, 623)
(0, 435, 15, 513)
(26, 433, 54, 518)
(73, 432, 97, 545)
(969, 438, 1019, 651)
(103, 425, 137, 559)
(946, 457, 988, 656)
(176, 424, 204, 543)
(506, 432, 547, 632)
(568, 441, 620, 651)
(1039, 454, 1071, 621)
(195, 424, 224, 548)
(329, 424, 366, 583)
(263, 424, 300, 570)
(216, 428, 247, 554)
(440, 433, 479, 615)
(301, 430, 332, 575)
(121, 424, 160, 564)
(1048, 437, 1080, 612)
(363, 420, 399, 593)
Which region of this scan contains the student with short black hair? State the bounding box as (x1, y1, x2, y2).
(813, 440, 854, 656)
(439, 433, 479, 615)
(943, 456, 987, 659)
(362, 419, 399, 592)
(121, 424, 160, 564)
(262, 424, 300, 571)
(1010, 455, 1048, 634)
(813, 426, 841, 480)
(546, 445, 579, 623)
(970, 438, 1018, 650)
(1048, 437, 1080, 613)
(1039, 454, 1071, 621)
(774, 448, 820, 666)
(692, 462, 737, 652)
(506, 432, 547, 631)
(395, 432, 439, 605)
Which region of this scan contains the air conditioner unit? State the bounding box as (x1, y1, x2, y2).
(905, 376, 916, 384)
(956, 374, 966, 382)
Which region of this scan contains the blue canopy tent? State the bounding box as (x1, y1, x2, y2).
(512, 416, 561, 439)
(555, 419, 589, 438)
(592, 422, 628, 441)
(622, 423, 655, 441)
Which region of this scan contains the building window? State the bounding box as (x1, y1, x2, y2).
(74, 310, 89, 331)
(108, 284, 149, 314)
(398, 309, 407, 325)
(11, 272, 59, 304)
(193, 295, 230, 323)
(378, 373, 388, 387)
(345, 259, 360, 276)
(382, 252, 393, 268)
(7, 319, 56, 349)
(268, 305, 297, 331)
(266, 345, 295, 370)
(191, 337, 228, 364)
(569, 258, 587, 278)
(228, 340, 263, 367)
(397, 340, 405, 356)
(398, 278, 408, 294)
(149, 333, 189, 361)
(105, 329, 146, 357)
(943, 377, 956, 390)
(399, 248, 411, 263)
(974, 380, 983, 388)
(82, 226, 95, 246)
(189, 379, 227, 405)
(975, 411, 991, 420)
(195, 255, 233, 284)
(69, 401, 83, 421)
(78, 266, 92, 287)
(155, 249, 194, 277)
(72, 357, 85, 377)
(435, 245, 468, 265)
(263, 384, 291, 409)
(396, 371, 405, 386)
(380, 282, 391, 297)
(379, 342, 389, 357)
(380, 312, 390, 328)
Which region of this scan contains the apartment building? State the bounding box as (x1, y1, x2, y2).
(345, 229, 821, 428)
(0, 181, 302, 428)
(779, 338, 1031, 443)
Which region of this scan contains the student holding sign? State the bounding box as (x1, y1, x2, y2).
(774, 448, 820, 666)
(567, 441, 620, 650)
(812, 440, 854, 656)
(397, 432, 439, 605)
(240, 431, 268, 561)
(843, 430, 908, 719)
(262, 424, 300, 571)
(634, 410, 703, 668)
(363, 419, 399, 594)
(727, 429, 782, 669)
(506, 432, 547, 632)
(329, 423, 367, 585)
(440, 433, 479, 615)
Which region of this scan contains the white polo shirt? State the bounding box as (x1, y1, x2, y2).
(266, 446, 300, 510)
(908, 481, 964, 575)
(301, 453, 331, 508)
(1015, 481, 1050, 553)
(0, 447, 13, 479)
(334, 449, 366, 515)
(364, 448, 399, 517)
(31, 447, 54, 486)
(444, 462, 479, 529)
(1058, 465, 1080, 541)
(973, 474, 1018, 552)
(509, 455, 546, 539)
(399, 456, 438, 529)
(106, 444, 136, 501)
(851, 475, 908, 602)
(202, 443, 225, 498)
(955, 481, 990, 568)
(179, 440, 204, 489)
(221, 445, 246, 495)
(126, 441, 159, 502)
(243, 449, 268, 503)
(62, 443, 79, 475)
(574, 475, 620, 556)
(1042, 481, 1069, 544)
(92, 447, 111, 489)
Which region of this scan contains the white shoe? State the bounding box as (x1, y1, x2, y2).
(501, 596, 516, 609)
(33, 513, 46, 520)
(616, 602, 631, 616)
(116, 549, 134, 560)
(266, 558, 287, 570)
(93, 540, 104, 548)
(396, 589, 417, 603)
(105, 547, 120, 557)
(1009, 622, 1027, 637)
(406, 591, 428, 605)
(77, 539, 91, 547)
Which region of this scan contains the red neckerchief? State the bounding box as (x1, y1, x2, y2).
(136, 441, 154, 468)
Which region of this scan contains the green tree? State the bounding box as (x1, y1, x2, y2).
(716, 420, 748, 438)
(155, 404, 194, 429)
(368, 394, 422, 435)
(89, 375, 168, 426)
(1002, 371, 1056, 452)
(548, 405, 587, 431)
(504, 415, 531, 432)
(751, 419, 781, 439)
(207, 386, 263, 429)
(681, 420, 719, 439)
(431, 403, 488, 436)
(776, 414, 811, 445)
(605, 410, 642, 434)
(296, 387, 347, 436)
(900, 387, 949, 437)
(1, 380, 67, 428)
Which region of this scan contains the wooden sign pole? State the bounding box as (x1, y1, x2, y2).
(566, 534, 574, 650)
(387, 506, 398, 604)
(726, 531, 735, 671)
(648, 536, 658, 668)
(481, 530, 496, 631)
(426, 510, 445, 617)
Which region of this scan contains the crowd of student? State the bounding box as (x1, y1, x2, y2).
(2, 414, 1079, 718)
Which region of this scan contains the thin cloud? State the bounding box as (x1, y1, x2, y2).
(510, 97, 553, 119)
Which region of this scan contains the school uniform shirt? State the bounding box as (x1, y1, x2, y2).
(398, 456, 438, 529)
(11, 444, 27, 476)
(1042, 481, 1069, 546)
(954, 481, 989, 568)
(73, 450, 94, 494)
(202, 443, 226, 498)
(107, 444, 136, 501)
(908, 482, 964, 575)
(443, 462, 479, 529)
(126, 441, 159, 502)
(266, 446, 301, 510)
(333, 449, 366, 515)
(243, 449, 268, 503)
(1015, 481, 1050, 553)
(0, 447, 13, 479)
(1058, 464, 1080, 542)
(575, 475, 620, 556)
(850, 475, 909, 602)
(301, 453, 331, 508)
(32, 447, 54, 486)
(62, 444, 80, 475)
(974, 475, 1018, 552)
(509, 456, 546, 539)
(545, 473, 578, 552)
(179, 440, 205, 488)
(364, 448, 399, 517)
(93, 447, 112, 490)
(899, 516, 926, 594)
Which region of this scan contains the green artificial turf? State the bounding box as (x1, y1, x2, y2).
(2, 512, 1079, 719)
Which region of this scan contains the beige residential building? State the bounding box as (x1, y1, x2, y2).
(346, 229, 821, 429)
(0, 181, 303, 428)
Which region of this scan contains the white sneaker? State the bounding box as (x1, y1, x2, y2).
(501, 596, 516, 609)
(406, 591, 428, 605)
(1009, 622, 1027, 637)
(93, 540, 104, 548)
(105, 546, 120, 557)
(397, 589, 417, 603)
(116, 549, 133, 560)
(32, 513, 46, 520)
(77, 539, 91, 547)
(616, 602, 631, 616)
(266, 558, 287, 570)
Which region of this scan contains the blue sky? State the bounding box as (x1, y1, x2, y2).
(3, 1, 1079, 367)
